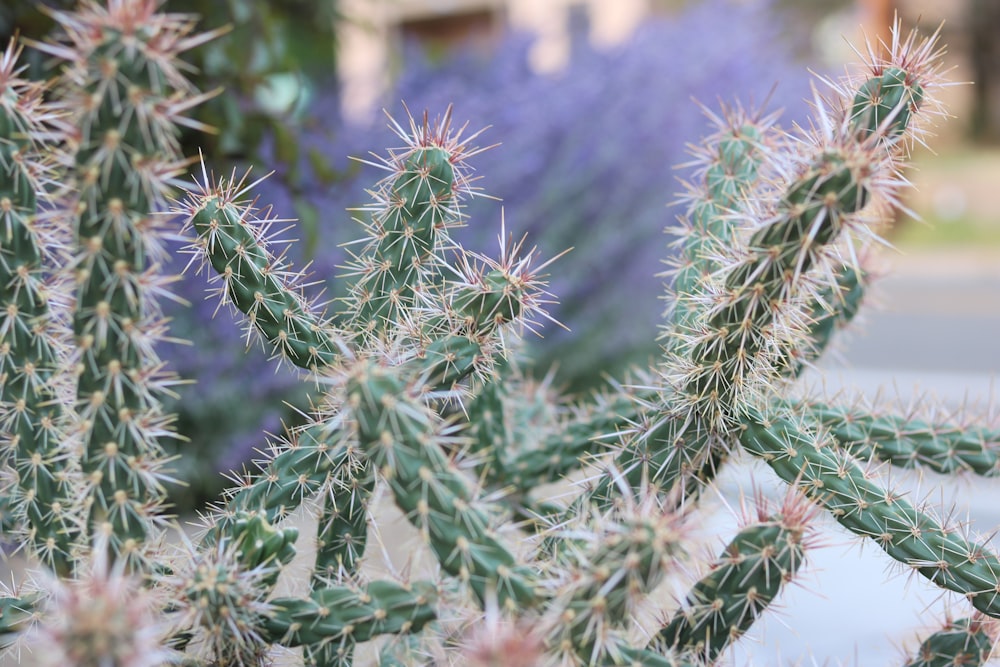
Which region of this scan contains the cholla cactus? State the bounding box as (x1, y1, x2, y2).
(1, 2, 998, 666)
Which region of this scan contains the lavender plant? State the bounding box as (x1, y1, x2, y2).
(1, 1, 998, 666)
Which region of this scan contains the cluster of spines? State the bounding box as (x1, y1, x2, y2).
(0, 37, 78, 574)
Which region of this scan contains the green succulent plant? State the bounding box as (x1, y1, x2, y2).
(0, 3, 996, 666)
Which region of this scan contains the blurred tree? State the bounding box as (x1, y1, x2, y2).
(1, 0, 341, 168)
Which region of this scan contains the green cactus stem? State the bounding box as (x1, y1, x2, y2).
(904, 616, 996, 667)
(850, 67, 925, 141)
(788, 399, 1000, 476)
(345, 146, 458, 339)
(264, 580, 438, 649)
(203, 421, 347, 543)
(347, 360, 540, 609)
(307, 450, 372, 667)
(679, 148, 871, 427)
(0, 592, 35, 650)
(653, 506, 810, 661)
(667, 108, 774, 343)
(550, 510, 683, 663)
(179, 512, 298, 664)
(0, 37, 76, 574)
(741, 410, 1000, 617)
(184, 185, 348, 371)
(773, 264, 866, 377)
(42, 0, 217, 567)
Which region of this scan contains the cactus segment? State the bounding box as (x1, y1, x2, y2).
(347, 361, 539, 608)
(313, 465, 373, 580)
(0, 593, 35, 649)
(0, 38, 76, 573)
(904, 616, 996, 667)
(653, 513, 807, 661)
(683, 150, 870, 423)
(177, 513, 297, 665)
(668, 114, 772, 339)
(774, 264, 866, 378)
(39, 0, 219, 566)
(307, 462, 374, 667)
(186, 194, 346, 371)
(790, 400, 1000, 476)
(347, 146, 457, 338)
(265, 580, 438, 648)
(452, 269, 524, 335)
(552, 512, 683, 662)
(204, 421, 348, 544)
(417, 333, 484, 390)
(741, 411, 1000, 617)
(850, 67, 924, 140)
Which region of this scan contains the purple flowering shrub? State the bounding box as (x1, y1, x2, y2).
(162, 0, 815, 504)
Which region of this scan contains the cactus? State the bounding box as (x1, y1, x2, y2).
(0, 3, 998, 666)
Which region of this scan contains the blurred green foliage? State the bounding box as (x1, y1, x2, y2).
(1, 0, 340, 167)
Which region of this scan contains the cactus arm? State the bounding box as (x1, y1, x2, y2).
(202, 420, 347, 544)
(740, 410, 1000, 617)
(312, 457, 373, 580)
(788, 400, 1000, 476)
(176, 512, 299, 665)
(463, 359, 514, 483)
(38, 1, 218, 568)
(0, 37, 77, 574)
(339, 108, 483, 342)
(347, 360, 540, 609)
(652, 509, 809, 662)
(306, 451, 373, 667)
(903, 616, 996, 667)
(673, 58, 929, 430)
(775, 264, 866, 377)
(0, 592, 36, 650)
(181, 183, 349, 372)
(344, 146, 458, 338)
(525, 260, 863, 501)
(549, 511, 682, 664)
(665, 107, 776, 345)
(677, 146, 874, 428)
(265, 580, 438, 649)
